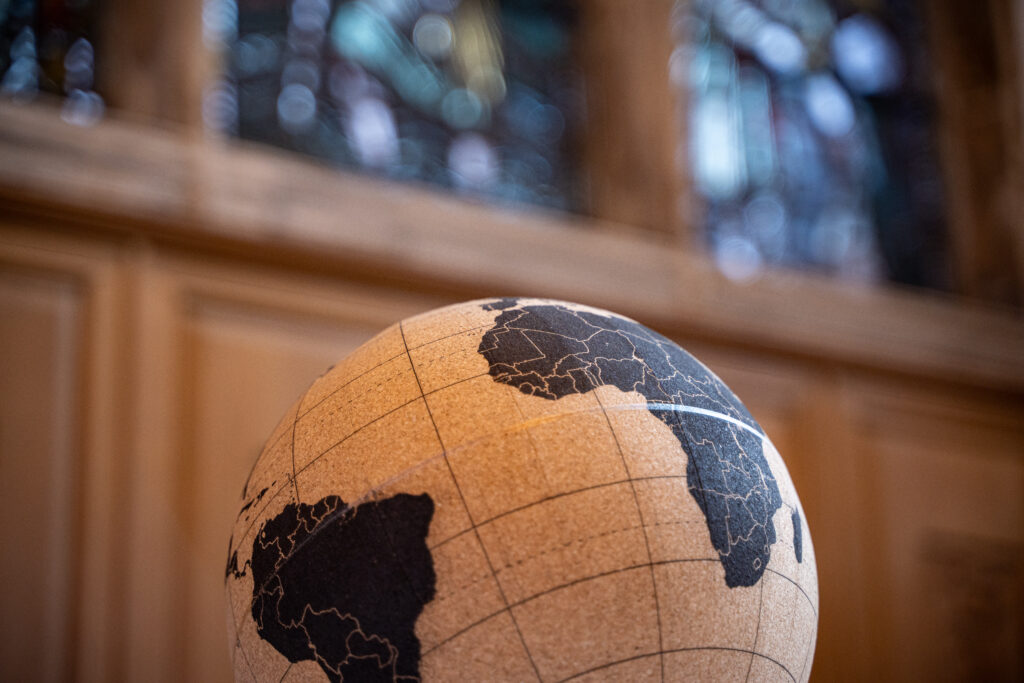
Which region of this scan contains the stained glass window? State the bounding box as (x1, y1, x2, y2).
(0, 0, 105, 125)
(677, 0, 949, 289)
(205, 0, 582, 211)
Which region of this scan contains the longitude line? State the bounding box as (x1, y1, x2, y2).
(798, 620, 817, 683)
(225, 559, 258, 682)
(766, 567, 817, 618)
(745, 573, 766, 682)
(783, 575, 800, 682)
(399, 322, 543, 682)
(594, 392, 665, 683)
(235, 637, 258, 682)
(289, 399, 300, 499)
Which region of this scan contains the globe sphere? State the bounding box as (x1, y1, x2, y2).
(226, 298, 818, 682)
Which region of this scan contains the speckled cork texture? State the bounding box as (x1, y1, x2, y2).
(225, 298, 819, 682)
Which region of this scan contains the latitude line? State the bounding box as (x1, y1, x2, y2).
(428, 475, 692, 557)
(233, 394, 755, 560)
(428, 479, 675, 552)
(557, 646, 797, 683)
(426, 516, 816, 623)
(296, 352, 406, 418)
(241, 424, 285, 500)
(231, 395, 422, 558)
(408, 320, 494, 351)
(293, 321, 493, 420)
(422, 558, 725, 657)
(233, 373, 813, 655)
(229, 368, 498, 569)
(594, 391, 666, 683)
(231, 370, 492, 558)
(238, 413, 815, 627)
(399, 321, 544, 683)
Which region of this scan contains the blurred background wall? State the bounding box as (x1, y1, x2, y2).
(1, 0, 1023, 681)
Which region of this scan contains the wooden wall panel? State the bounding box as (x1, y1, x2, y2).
(0, 266, 83, 682)
(119, 254, 447, 682)
(181, 298, 393, 682)
(689, 347, 872, 681)
(2, 224, 1023, 680)
(853, 383, 1024, 681)
(0, 231, 126, 683)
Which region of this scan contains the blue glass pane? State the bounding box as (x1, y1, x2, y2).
(680, 0, 949, 289)
(0, 0, 105, 125)
(210, 0, 582, 212)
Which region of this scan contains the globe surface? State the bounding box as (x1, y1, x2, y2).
(226, 297, 818, 682)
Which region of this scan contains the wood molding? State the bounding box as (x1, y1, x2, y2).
(576, 0, 684, 238)
(0, 233, 128, 682)
(98, 0, 207, 132)
(1, 102, 1023, 395)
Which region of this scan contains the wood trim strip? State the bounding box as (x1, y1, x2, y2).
(1, 102, 1022, 393)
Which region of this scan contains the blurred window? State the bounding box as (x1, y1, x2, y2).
(206, 0, 582, 211)
(0, 0, 105, 125)
(677, 0, 949, 289)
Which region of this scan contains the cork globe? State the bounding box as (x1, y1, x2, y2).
(225, 298, 818, 682)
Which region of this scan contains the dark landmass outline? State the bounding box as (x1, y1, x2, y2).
(248, 493, 436, 682)
(477, 298, 790, 587)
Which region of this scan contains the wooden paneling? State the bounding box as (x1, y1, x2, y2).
(115, 252, 446, 682)
(2, 105, 1023, 396)
(929, 0, 1024, 305)
(99, 0, 207, 131)
(576, 0, 684, 238)
(0, 266, 83, 682)
(851, 382, 1024, 681)
(2, 186, 1023, 681)
(181, 300, 374, 682)
(0, 232, 126, 683)
(691, 349, 875, 682)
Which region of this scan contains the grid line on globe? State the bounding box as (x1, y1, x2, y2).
(226, 298, 818, 682)
(397, 320, 545, 681)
